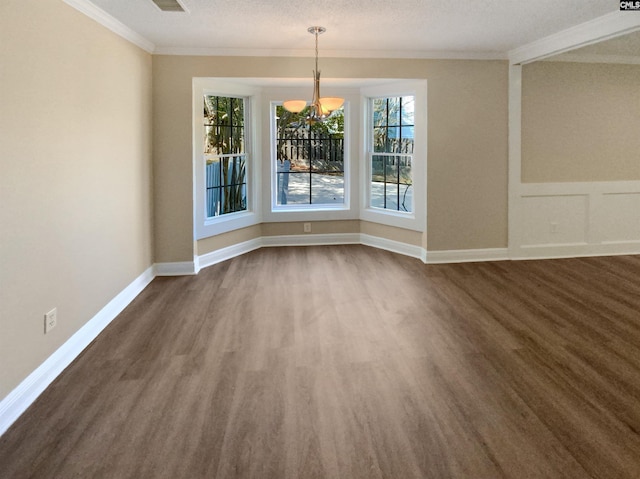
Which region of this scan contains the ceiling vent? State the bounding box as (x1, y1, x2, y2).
(150, 0, 186, 12)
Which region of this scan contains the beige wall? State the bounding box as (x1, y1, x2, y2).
(261, 220, 360, 238)
(196, 220, 421, 256)
(154, 57, 508, 258)
(0, 1, 154, 399)
(197, 225, 262, 254)
(522, 61, 640, 183)
(360, 221, 423, 247)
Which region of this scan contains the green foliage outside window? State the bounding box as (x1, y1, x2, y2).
(204, 95, 247, 217)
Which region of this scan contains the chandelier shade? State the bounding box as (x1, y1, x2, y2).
(319, 97, 344, 112)
(283, 26, 345, 122)
(282, 100, 307, 113)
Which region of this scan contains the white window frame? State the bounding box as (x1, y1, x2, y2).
(360, 80, 427, 232)
(269, 101, 349, 213)
(193, 78, 262, 239)
(263, 91, 358, 223)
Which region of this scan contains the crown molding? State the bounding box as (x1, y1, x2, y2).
(509, 11, 640, 65)
(153, 46, 507, 60)
(63, 0, 155, 53)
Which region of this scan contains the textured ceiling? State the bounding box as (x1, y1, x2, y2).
(84, 0, 619, 56)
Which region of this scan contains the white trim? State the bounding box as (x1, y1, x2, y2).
(508, 64, 523, 259)
(153, 46, 506, 60)
(509, 11, 640, 65)
(264, 97, 355, 222)
(155, 261, 198, 276)
(360, 234, 425, 261)
(511, 181, 640, 259)
(193, 79, 263, 240)
(545, 53, 640, 65)
(261, 233, 360, 248)
(198, 238, 262, 269)
(359, 81, 427, 233)
(516, 243, 640, 260)
(0, 266, 155, 437)
(519, 181, 640, 196)
(196, 232, 513, 266)
(425, 248, 509, 264)
(62, 0, 155, 53)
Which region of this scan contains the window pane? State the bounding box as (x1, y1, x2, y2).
(384, 183, 399, 210)
(387, 127, 402, 153)
(385, 155, 398, 184)
(399, 156, 412, 185)
(275, 104, 344, 206)
(217, 97, 231, 126)
(369, 96, 414, 213)
(230, 126, 245, 154)
(204, 96, 245, 155)
(206, 158, 222, 217)
(401, 96, 415, 126)
(233, 98, 244, 128)
(397, 183, 412, 212)
(373, 99, 387, 127)
(312, 173, 344, 204)
(370, 180, 385, 209)
(400, 127, 414, 154)
(373, 127, 388, 153)
(204, 125, 218, 154)
(372, 155, 385, 183)
(205, 155, 247, 217)
(387, 97, 400, 126)
(280, 173, 311, 205)
(204, 96, 216, 125)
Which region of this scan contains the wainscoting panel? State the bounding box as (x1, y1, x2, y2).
(513, 181, 640, 258)
(520, 194, 588, 247)
(600, 192, 640, 244)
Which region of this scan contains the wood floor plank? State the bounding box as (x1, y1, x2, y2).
(1, 246, 640, 478)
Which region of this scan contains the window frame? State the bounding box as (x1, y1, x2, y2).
(270, 101, 349, 212)
(360, 80, 427, 232)
(262, 92, 359, 224)
(193, 78, 262, 240)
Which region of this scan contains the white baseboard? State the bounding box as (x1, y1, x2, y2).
(0, 266, 155, 437)
(198, 238, 262, 270)
(197, 234, 510, 267)
(425, 248, 510, 264)
(261, 233, 361, 248)
(360, 234, 426, 262)
(155, 261, 198, 276)
(514, 242, 640, 260)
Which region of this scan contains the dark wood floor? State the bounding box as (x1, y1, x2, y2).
(2, 246, 640, 478)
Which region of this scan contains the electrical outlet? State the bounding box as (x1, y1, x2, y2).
(303, 222, 312, 233)
(44, 308, 57, 334)
(550, 222, 559, 234)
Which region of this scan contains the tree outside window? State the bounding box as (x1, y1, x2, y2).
(204, 95, 247, 217)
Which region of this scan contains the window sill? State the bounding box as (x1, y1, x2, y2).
(196, 210, 259, 240)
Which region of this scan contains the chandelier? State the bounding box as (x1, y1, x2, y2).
(282, 26, 344, 123)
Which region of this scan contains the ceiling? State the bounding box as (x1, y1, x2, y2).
(82, 0, 620, 57)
